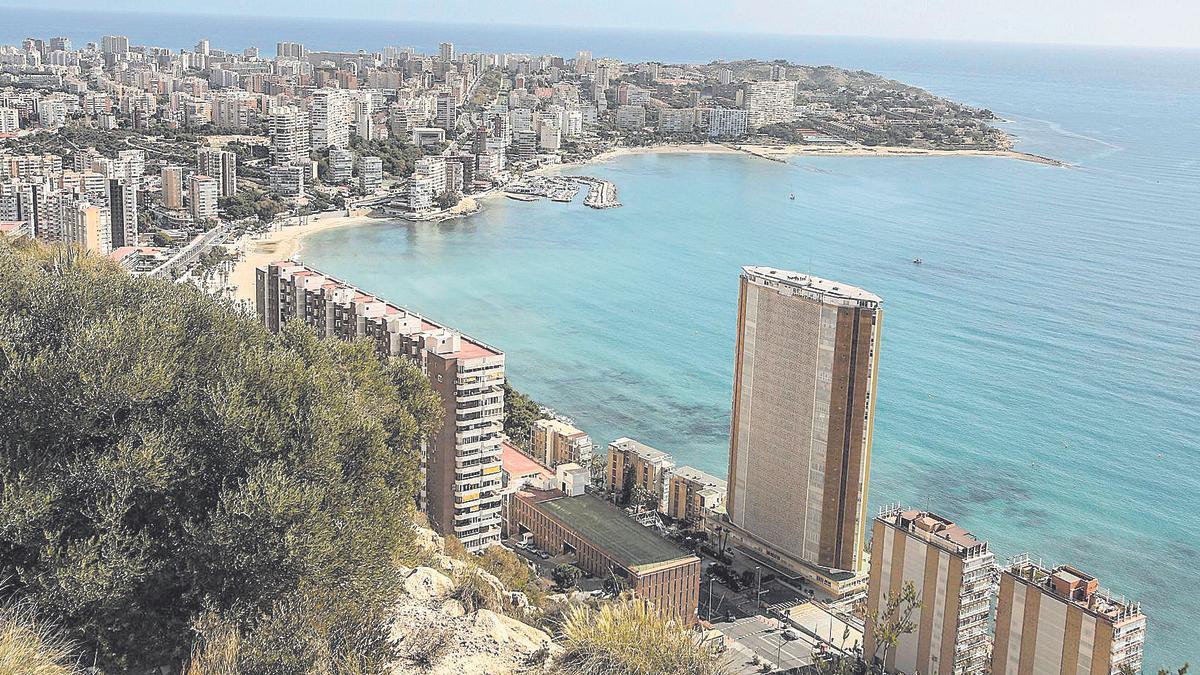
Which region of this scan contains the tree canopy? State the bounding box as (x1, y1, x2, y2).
(0, 238, 442, 671)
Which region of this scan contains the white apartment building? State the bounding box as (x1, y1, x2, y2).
(0, 107, 17, 134)
(271, 105, 310, 166)
(358, 156, 383, 193)
(311, 89, 351, 150)
(406, 156, 446, 211)
(189, 175, 219, 223)
(658, 108, 695, 134)
(268, 164, 306, 198)
(197, 148, 237, 197)
(707, 108, 749, 139)
(743, 79, 797, 128)
(329, 148, 353, 183)
(615, 104, 646, 131)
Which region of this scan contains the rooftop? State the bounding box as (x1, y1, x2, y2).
(522, 489, 694, 571)
(266, 261, 501, 359)
(672, 465, 727, 487)
(610, 437, 671, 464)
(1007, 556, 1143, 623)
(882, 508, 987, 556)
(534, 418, 588, 438)
(742, 265, 881, 304)
(501, 441, 553, 482)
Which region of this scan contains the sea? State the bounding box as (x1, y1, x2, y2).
(5, 8, 1198, 665)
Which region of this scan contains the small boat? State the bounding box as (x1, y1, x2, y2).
(912, 258, 924, 265)
(789, 193, 795, 200)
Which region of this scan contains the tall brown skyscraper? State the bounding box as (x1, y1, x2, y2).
(724, 266, 882, 591)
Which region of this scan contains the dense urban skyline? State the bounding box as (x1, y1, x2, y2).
(2, 0, 1198, 49)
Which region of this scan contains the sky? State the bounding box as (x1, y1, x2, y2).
(3, 0, 1198, 50)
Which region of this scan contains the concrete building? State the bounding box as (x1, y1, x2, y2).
(0, 107, 17, 134)
(197, 148, 237, 197)
(188, 175, 219, 223)
(508, 488, 700, 623)
(161, 166, 183, 209)
(743, 79, 796, 128)
(658, 108, 695, 134)
(411, 127, 446, 148)
(435, 93, 457, 132)
(329, 148, 353, 183)
(255, 262, 506, 552)
(311, 89, 351, 150)
(864, 508, 996, 675)
(268, 164, 306, 198)
(615, 104, 646, 131)
(707, 108, 749, 138)
(530, 419, 593, 469)
(607, 437, 674, 509)
(358, 156, 383, 193)
(992, 558, 1146, 675)
(665, 466, 726, 525)
(723, 266, 882, 596)
(439, 42, 454, 63)
(270, 106, 310, 166)
(106, 178, 138, 249)
(406, 156, 446, 211)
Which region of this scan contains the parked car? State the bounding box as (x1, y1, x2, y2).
(538, 551, 550, 560)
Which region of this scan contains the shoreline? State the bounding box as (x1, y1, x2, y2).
(227, 141, 1062, 299)
(228, 214, 381, 301)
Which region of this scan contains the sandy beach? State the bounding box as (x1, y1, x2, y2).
(228, 214, 381, 301)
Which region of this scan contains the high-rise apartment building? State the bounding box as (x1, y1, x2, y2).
(328, 148, 353, 184)
(189, 175, 219, 223)
(197, 148, 237, 197)
(106, 179, 138, 249)
(723, 266, 881, 596)
(358, 156, 383, 193)
(439, 42, 455, 63)
(311, 89, 351, 150)
(992, 558, 1145, 675)
(270, 106, 310, 166)
(743, 79, 797, 128)
(276, 42, 306, 59)
(100, 35, 129, 55)
(865, 508, 997, 675)
(0, 107, 18, 134)
(435, 93, 457, 132)
(161, 166, 183, 209)
(255, 262, 506, 552)
(530, 419, 593, 470)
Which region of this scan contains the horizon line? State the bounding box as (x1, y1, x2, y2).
(3, 4, 1199, 53)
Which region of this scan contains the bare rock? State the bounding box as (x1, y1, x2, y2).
(403, 566, 454, 600)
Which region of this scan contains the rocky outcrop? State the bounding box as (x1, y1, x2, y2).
(388, 529, 559, 675)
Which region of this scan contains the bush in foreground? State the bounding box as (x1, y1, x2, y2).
(556, 600, 727, 675)
(0, 239, 442, 671)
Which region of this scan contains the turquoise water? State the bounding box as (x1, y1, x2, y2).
(302, 62, 1199, 665)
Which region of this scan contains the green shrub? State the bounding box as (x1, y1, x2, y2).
(0, 238, 441, 671)
(557, 600, 727, 675)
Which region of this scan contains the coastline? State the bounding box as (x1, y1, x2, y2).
(228, 214, 380, 301)
(227, 141, 1061, 299)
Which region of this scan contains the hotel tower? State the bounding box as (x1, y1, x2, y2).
(723, 266, 882, 595)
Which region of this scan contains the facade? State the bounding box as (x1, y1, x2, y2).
(509, 488, 701, 623)
(406, 156, 446, 211)
(0, 107, 17, 134)
(743, 79, 796, 128)
(358, 156, 383, 193)
(992, 558, 1146, 675)
(615, 104, 647, 131)
(435, 93, 457, 132)
(106, 178, 137, 249)
(255, 262, 505, 553)
(658, 108, 695, 134)
(707, 108, 749, 139)
(412, 127, 446, 148)
(161, 166, 183, 209)
(188, 175, 219, 223)
(724, 266, 882, 591)
(329, 148, 353, 183)
(530, 419, 593, 469)
(270, 105, 310, 166)
(665, 466, 726, 524)
(268, 164, 306, 198)
(607, 437, 674, 509)
(864, 508, 996, 675)
(197, 148, 237, 197)
(311, 88, 351, 150)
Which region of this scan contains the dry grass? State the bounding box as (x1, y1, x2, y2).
(0, 600, 80, 675)
(556, 600, 727, 675)
(184, 611, 240, 675)
(398, 624, 452, 670)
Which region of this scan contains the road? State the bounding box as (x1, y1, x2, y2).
(149, 220, 236, 278)
(714, 616, 817, 674)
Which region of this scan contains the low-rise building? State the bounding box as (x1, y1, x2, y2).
(530, 419, 593, 469)
(607, 437, 673, 509)
(665, 466, 725, 525)
(509, 488, 701, 623)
